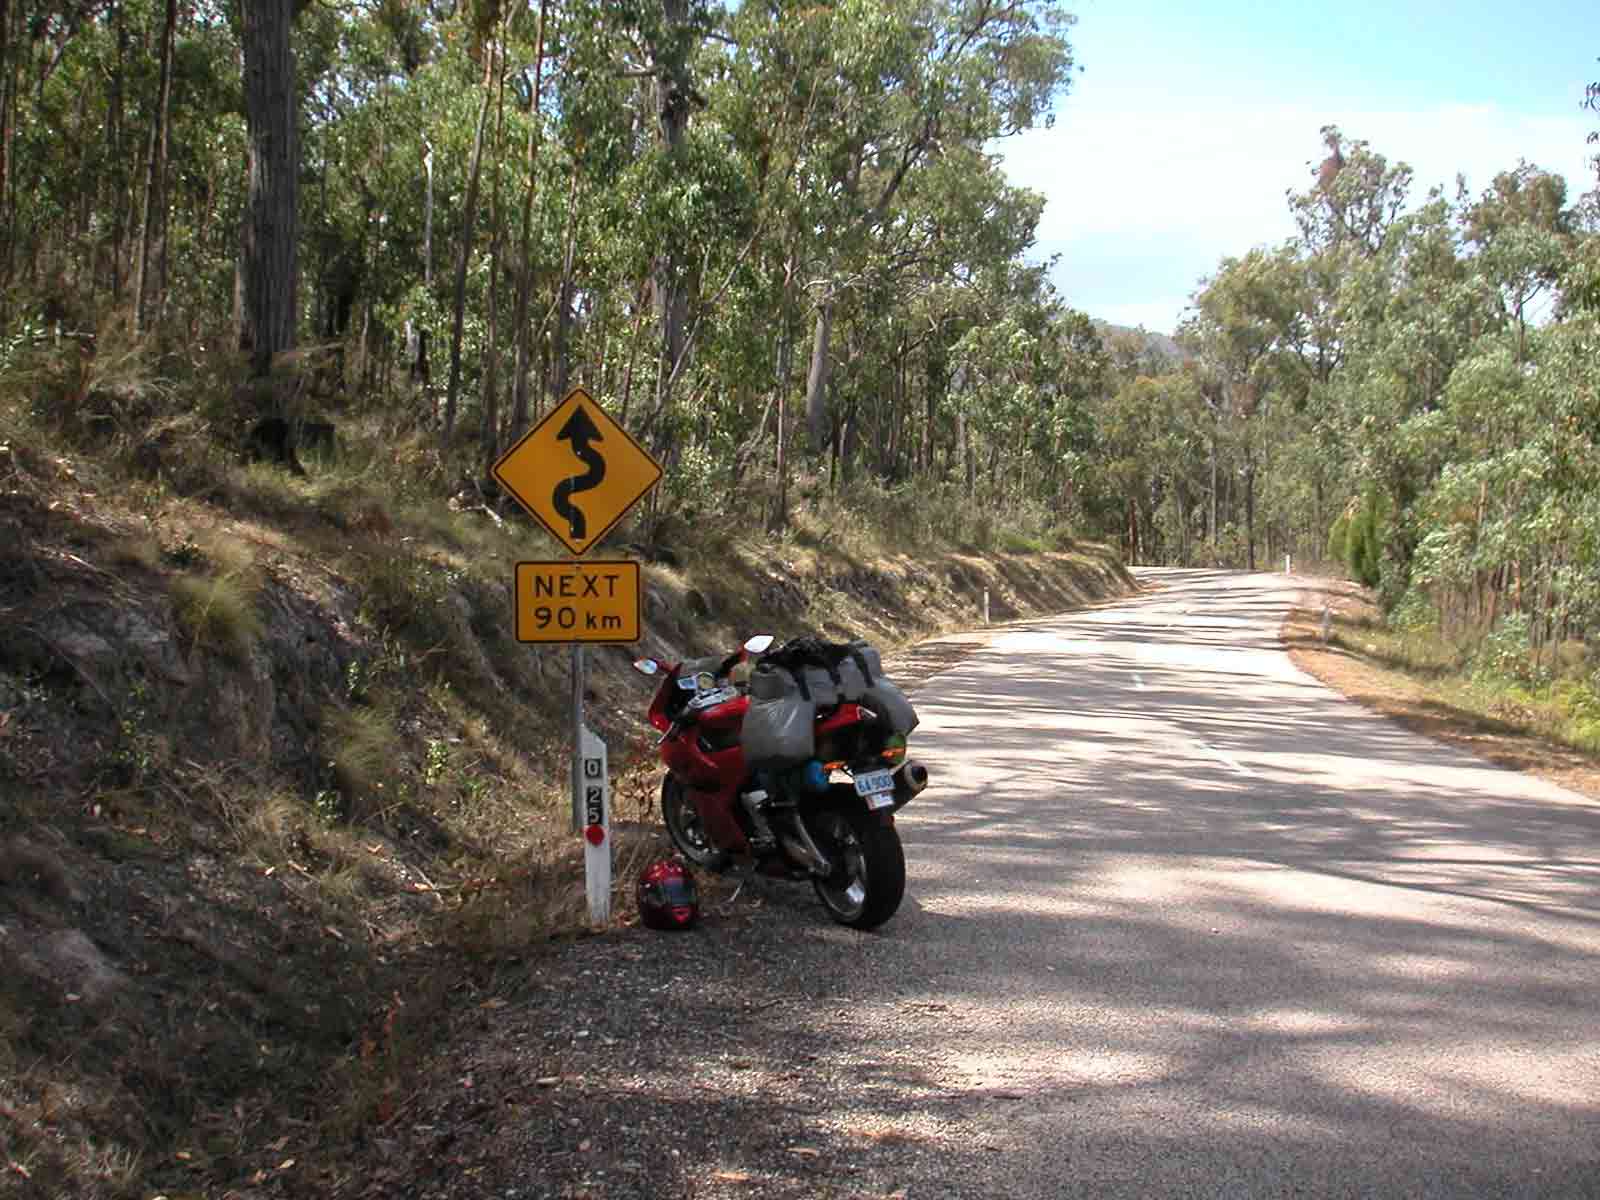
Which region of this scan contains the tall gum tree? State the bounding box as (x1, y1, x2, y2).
(792, 0, 1077, 455)
(238, 0, 308, 385)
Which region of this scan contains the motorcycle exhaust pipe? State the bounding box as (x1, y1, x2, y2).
(775, 810, 833, 876)
(893, 760, 929, 805)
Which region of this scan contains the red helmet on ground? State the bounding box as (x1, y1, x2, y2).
(637, 858, 699, 930)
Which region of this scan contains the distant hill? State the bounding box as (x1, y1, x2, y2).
(1092, 320, 1186, 367)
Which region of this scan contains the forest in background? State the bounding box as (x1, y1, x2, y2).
(2, 0, 1600, 674)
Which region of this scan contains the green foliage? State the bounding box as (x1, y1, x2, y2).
(422, 738, 451, 787)
(1327, 512, 1351, 566)
(1389, 587, 1440, 634)
(113, 679, 165, 786)
(1471, 612, 1544, 686)
(358, 548, 457, 649)
(1342, 491, 1387, 588)
(997, 529, 1047, 554)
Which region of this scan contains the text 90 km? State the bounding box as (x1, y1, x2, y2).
(514, 561, 641, 644)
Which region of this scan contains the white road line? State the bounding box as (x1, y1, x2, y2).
(1196, 737, 1251, 776)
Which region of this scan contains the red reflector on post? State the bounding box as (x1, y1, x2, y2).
(583, 824, 606, 847)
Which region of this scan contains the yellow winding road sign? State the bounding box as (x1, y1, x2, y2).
(491, 387, 663, 557)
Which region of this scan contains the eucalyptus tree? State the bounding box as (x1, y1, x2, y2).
(131, 0, 177, 334)
(1078, 367, 1206, 563)
(1407, 320, 1600, 653)
(832, 143, 1052, 483)
(1179, 248, 1290, 568)
(507, 0, 550, 441)
(238, 0, 310, 382)
(1289, 125, 1413, 262)
(442, 0, 508, 442)
(778, 0, 1077, 456)
(1462, 162, 1574, 361)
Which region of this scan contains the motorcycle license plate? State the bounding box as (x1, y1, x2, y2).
(854, 769, 895, 809)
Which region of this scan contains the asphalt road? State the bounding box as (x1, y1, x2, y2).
(869, 568, 1600, 1198)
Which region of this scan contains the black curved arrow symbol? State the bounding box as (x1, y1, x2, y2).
(552, 403, 606, 541)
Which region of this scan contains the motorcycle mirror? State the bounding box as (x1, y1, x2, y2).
(744, 635, 775, 655)
(632, 658, 661, 676)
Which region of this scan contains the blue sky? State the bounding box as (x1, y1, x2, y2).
(997, 0, 1598, 334)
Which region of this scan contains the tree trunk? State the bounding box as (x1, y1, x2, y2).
(887, 337, 907, 479)
(1245, 457, 1257, 570)
(508, 0, 549, 441)
(133, 0, 177, 336)
(0, 0, 11, 284)
(650, 0, 693, 419)
(771, 383, 788, 533)
(444, 54, 495, 442)
(1209, 428, 1219, 553)
(424, 140, 433, 290)
(106, 0, 126, 302)
(479, 15, 510, 466)
(239, 0, 301, 386)
(805, 296, 834, 453)
(551, 281, 574, 404)
(618, 276, 649, 427)
(1177, 484, 1189, 565)
(406, 141, 435, 409)
(960, 409, 974, 498)
(769, 268, 797, 533)
(839, 395, 859, 484)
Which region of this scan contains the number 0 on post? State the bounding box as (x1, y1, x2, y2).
(514, 561, 642, 644)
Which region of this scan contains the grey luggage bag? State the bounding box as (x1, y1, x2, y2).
(740, 662, 817, 767)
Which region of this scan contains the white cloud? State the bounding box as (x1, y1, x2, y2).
(998, 102, 1597, 333)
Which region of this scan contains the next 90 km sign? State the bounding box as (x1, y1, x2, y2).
(514, 561, 641, 643)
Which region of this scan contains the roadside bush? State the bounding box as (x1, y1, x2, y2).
(1327, 511, 1350, 566)
(1341, 491, 1387, 588)
(1470, 612, 1546, 686)
(1389, 587, 1440, 634)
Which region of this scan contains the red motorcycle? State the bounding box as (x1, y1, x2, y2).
(631, 635, 928, 929)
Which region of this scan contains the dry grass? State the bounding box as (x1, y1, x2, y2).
(168, 569, 262, 662)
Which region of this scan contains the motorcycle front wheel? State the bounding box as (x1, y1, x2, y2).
(806, 792, 906, 930)
(661, 776, 731, 872)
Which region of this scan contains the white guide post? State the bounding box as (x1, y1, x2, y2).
(579, 722, 610, 924)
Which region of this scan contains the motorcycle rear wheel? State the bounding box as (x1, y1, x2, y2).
(661, 776, 731, 872)
(807, 793, 905, 930)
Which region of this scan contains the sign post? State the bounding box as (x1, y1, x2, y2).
(491, 386, 662, 926)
